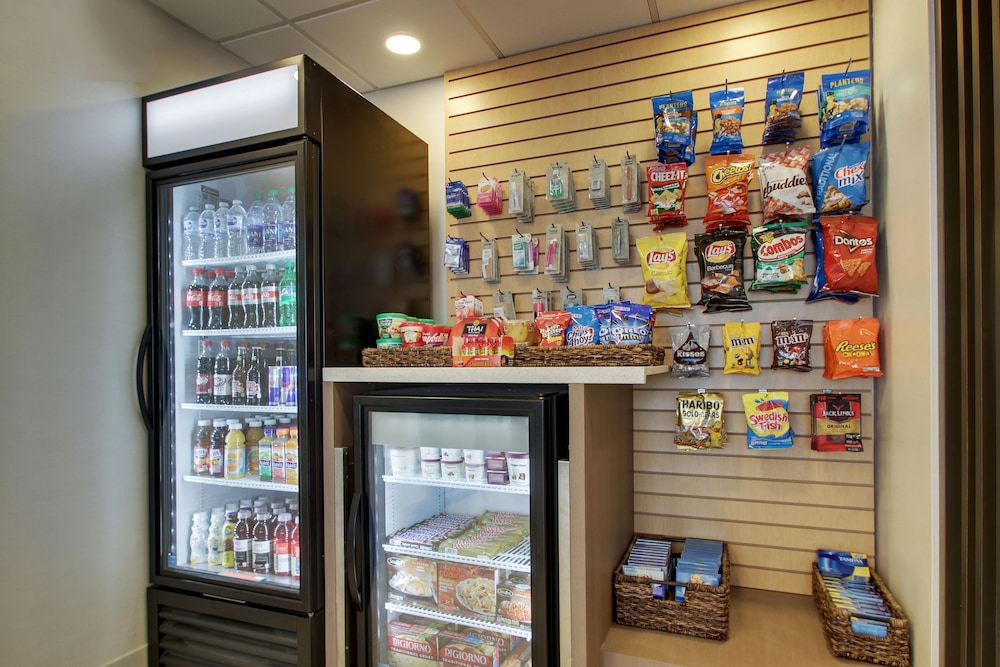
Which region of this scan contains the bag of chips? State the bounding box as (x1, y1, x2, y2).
(810, 392, 863, 452)
(637, 233, 692, 312)
(704, 154, 755, 231)
(647, 163, 688, 229)
(818, 69, 871, 147)
(565, 305, 600, 346)
(671, 324, 710, 378)
(758, 146, 814, 223)
(709, 86, 745, 155)
(750, 222, 808, 293)
(771, 319, 813, 371)
(652, 91, 697, 166)
(807, 226, 860, 304)
(535, 311, 573, 347)
(743, 391, 794, 449)
(723, 321, 761, 375)
(761, 71, 805, 145)
(695, 229, 751, 313)
(818, 215, 879, 297)
(823, 318, 883, 379)
(812, 142, 870, 213)
(675, 391, 727, 450)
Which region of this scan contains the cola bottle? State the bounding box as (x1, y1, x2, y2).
(206, 269, 228, 330)
(213, 340, 233, 405)
(185, 268, 207, 330)
(242, 265, 261, 329)
(231, 343, 249, 406)
(246, 345, 264, 406)
(227, 267, 245, 329)
(259, 264, 278, 328)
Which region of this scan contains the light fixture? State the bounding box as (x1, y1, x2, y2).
(385, 33, 421, 55)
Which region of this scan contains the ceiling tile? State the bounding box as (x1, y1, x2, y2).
(147, 0, 282, 40)
(265, 0, 357, 20)
(461, 0, 653, 57)
(655, 0, 752, 21)
(297, 0, 498, 89)
(221, 26, 375, 93)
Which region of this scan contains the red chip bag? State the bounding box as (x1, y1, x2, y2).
(819, 215, 879, 296)
(704, 154, 754, 231)
(534, 311, 573, 347)
(823, 317, 883, 379)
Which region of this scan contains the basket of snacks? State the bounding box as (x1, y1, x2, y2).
(513, 343, 666, 367)
(361, 347, 452, 368)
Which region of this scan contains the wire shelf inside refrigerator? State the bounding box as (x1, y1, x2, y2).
(181, 249, 295, 268)
(382, 536, 532, 573)
(382, 475, 529, 495)
(384, 602, 532, 639)
(182, 326, 296, 338)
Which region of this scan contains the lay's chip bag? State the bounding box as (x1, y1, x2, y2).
(743, 391, 794, 449)
(637, 232, 692, 312)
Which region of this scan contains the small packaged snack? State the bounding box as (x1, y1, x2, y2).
(565, 305, 600, 346)
(709, 86, 745, 155)
(807, 226, 860, 304)
(812, 142, 870, 214)
(534, 310, 573, 347)
(771, 319, 813, 371)
(607, 302, 656, 345)
(823, 317, 883, 379)
(750, 222, 809, 293)
(811, 392, 863, 452)
(761, 71, 805, 145)
(671, 324, 710, 378)
(758, 146, 814, 223)
(647, 162, 688, 229)
(652, 91, 697, 165)
(818, 69, 871, 147)
(818, 215, 880, 297)
(723, 321, 761, 375)
(637, 232, 692, 312)
(743, 391, 794, 449)
(703, 154, 755, 231)
(675, 391, 727, 450)
(695, 229, 751, 313)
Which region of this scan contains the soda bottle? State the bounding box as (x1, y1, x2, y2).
(242, 265, 261, 328)
(262, 189, 281, 253)
(181, 206, 199, 261)
(221, 504, 238, 568)
(192, 419, 212, 475)
(207, 507, 225, 566)
(206, 269, 228, 330)
(209, 418, 227, 478)
(246, 346, 264, 406)
(185, 269, 207, 330)
(233, 509, 252, 571)
(273, 513, 293, 576)
(279, 187, 296, 251)
(259, 264, 278, 328)
(224, 422, 246, 479)
(245, 420, 264, 476)
(258, 426, 275, 482)
(226, 199, 247, 257)
(272, 427, 288, 483)
(291, 516, 300, 580)
(278, 263, 297, 327)
(194, 340, 214, 404)
(231, 343, 249, 405)
(189, 511, 209, 564)
(213, 201, 229, 259)
(213, 340, 233, 405)
(246, 193, 264, 254)
(285, 427, 299, 485)
(226, 267, 245, 329)
(268, 346, 284, 407)
(197, 203, 216, 259)
(252, 511, 273, 575)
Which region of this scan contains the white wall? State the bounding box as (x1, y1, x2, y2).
(0, 1, 244, 665)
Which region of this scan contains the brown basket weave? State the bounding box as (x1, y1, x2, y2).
(514, 344, 666, 367)
(362, 347, 452, 367)
(613, 534, 731, 641)
(811, 565, 911, 666)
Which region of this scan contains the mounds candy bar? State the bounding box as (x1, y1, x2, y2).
(823, 317, 883, 379)
(811, 392, 863, 452)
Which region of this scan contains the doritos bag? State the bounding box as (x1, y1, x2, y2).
(819, 215, 879, 297)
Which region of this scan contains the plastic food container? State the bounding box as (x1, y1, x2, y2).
(465, 463, 486, 484)
(463, 449, 486, 465)
(422, 325, 451, 348)
(376, 312, 409, 339)
(400, 322, 425, 347)
(440, 459, 465, 482)
(376, 337, 403, 349)
(506, 452, 530, 487)
(388, 446, 419, 477)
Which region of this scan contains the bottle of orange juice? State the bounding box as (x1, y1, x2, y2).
(285, 427, 299, 485)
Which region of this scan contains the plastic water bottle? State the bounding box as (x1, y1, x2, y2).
(246, 193, 264, 254)
(227, 199, 247, 257)
(197, 204, 216, 260)
(278, 262, 296, 327)
(181, 206, 199, 261)
(213, 201, 229, 259)
(278, 187, 296, 251)
(262, 190, 281, 253)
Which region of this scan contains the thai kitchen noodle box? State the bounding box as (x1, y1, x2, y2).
(450, 317, 514, 367)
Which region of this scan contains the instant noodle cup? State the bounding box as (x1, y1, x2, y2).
(376, 312, 408, 339)
(823, 317, 883, 379)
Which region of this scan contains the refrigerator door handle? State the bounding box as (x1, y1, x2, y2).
(346, 491, 364, 611)
(135, 324, 153, 432)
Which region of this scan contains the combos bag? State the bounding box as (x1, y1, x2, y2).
(675, 391, 727, 450)
(637, 232, 692, 312)
(750, 222, 808, 293)
(704, 154, 755, 231)
(823, 317, 883, 379)
(709, 86, 745, 155)
(743, 391, 794, 450)
(695, 229, 751, 313)
(723, 321, 761, 375)
(812, 142, 870, 214)
(647, 163, 688, 229)
(818, 215, 879, 296)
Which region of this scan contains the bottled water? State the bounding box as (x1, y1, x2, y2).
(213, 201, 229, 259)
(262, 189, 281, 253)
(246, 193, 264, 255)
(181, 206, 199, 261)
(227, 199, 247, 257)
(197, 204, 216, 260)
(278, 187, 296, 251)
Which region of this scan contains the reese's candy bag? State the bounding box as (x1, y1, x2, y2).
(750, 222, 808, 293)
(695, 229, 751, 313)
(811, 392, 863, 452)
(823, 317, 883, 379)
(704, 154, 754, 231)
(671, 324, 710, 378)
(675, 391, 727, 450)
(723, 321, 761, 375)
(637, 232, 692, 312)
(743, 391, 794, 449)
(819, 215, 879, 297)
(771, 319, 813, 371)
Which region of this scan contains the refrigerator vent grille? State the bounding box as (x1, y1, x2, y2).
(156, 605, 298, 665)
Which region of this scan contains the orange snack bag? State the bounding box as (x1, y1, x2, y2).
(819, 215, 880, 296)
(534, 311, 573, 347)
(703, 153, 755, 231)
(823, 317, 883, 379)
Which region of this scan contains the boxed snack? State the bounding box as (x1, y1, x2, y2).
(500, 642, 533, 667)
(388, 514, 477, 551)
(496, 574, 532, 627)
(451, 317, 515, 367)
(438, 630, 501, 667)
(386, 554, 438, 611)
(437, 562, 499, 619)
(387, 620, 441, 667)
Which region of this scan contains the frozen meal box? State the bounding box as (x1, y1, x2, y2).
(439, 630, 501, 667)
(437, 562, 498, 619)
(387, 620, 441, 667)
(496, 574, 532, 626)
(386, 554, 438, 610)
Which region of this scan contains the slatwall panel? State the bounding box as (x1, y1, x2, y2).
(445, 0, 874, 595)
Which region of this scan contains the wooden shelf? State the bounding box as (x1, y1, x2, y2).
(322, 365, 668, 386)
(601, 587, 857, 667)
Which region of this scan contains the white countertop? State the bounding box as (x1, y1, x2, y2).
(322, 364, 669, 385)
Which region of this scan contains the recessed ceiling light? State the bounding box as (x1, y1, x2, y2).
(385, 33, 421, 55)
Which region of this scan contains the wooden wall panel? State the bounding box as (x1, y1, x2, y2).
(445, 0, 874, 595)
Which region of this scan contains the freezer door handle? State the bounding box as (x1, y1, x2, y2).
(135, 324, 153, 432)
(346, 491, 364, 612)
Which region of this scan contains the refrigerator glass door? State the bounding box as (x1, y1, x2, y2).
(366, 409, 536, 666)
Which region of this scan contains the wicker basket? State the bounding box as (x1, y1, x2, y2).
(613, 534, 731, 641)
(514, 344, 666, 367)
(811, 565, 911, 666)
(361, 347, 452, 367)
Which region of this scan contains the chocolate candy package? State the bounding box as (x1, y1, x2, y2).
(723, 321, 761, 375)
(743, 391, 794, 449)
(771, 319, 813, 371)
(671, 324, 710, 378)
(675, 391, 727, 450)
(823, 317, 883, 379)
(695, 229, 751, 313)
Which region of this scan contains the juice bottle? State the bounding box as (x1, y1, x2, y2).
(233, 510, 252, 571)
(209, 418, 227, 478)
(221, 504, 237, 568)
(252, 511, 273, 575)
(258, 427, 275, 482)
(273, 513, 293, 576)
(285, 427, 300, 486)
(272, 428, 288, 482)
(206, 507, 225, 566)
(192, 419, 212, 476)
(224, 423, 246, 479)
(245, 420, 264, 476)
(291, 516, 300, 581)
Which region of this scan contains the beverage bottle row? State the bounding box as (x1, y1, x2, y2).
(182, 188, 296, 261)
(191, 418, 300, 484)
(186, 263, 296, 330)
(195, 340, 298, 407)
(189, 496, 301, 579)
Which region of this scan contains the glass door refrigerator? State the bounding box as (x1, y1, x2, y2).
(350, 386, 568, 667)
(137, 56, 430, 665)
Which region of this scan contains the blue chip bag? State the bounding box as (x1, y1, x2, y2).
(607, 302, 655, 345)
(565, 305, 600, 346)
(762, 71, 805, 145)
(812, 142, 869, 214)
(709, 87, 745, 155)
(652, 91, 697, 166)
(818, 70, 871, 147)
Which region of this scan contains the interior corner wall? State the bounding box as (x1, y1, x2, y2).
(0, 2, 245, 666)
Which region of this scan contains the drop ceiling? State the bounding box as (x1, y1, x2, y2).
(146, 0, 749, 93)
